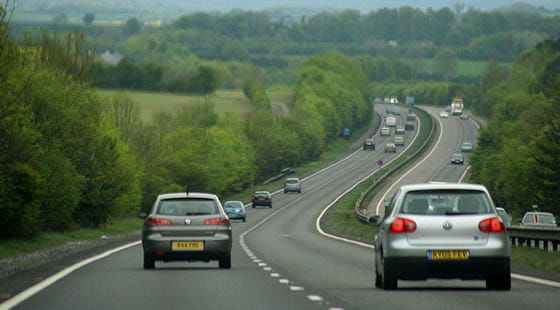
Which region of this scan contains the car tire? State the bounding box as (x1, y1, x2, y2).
(243, 217, 246, 222)
(375, 269, 382, 288)
(486, 268, 511, 291)
(284, 190, 287, 194)
(252, 205, 255, 208)
(143, 253, 155, 270)
(382, 264, 397, 290)
(298, 190, 301, 193)
(219, 254, 231, 269)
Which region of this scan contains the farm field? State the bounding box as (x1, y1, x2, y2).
(97, 89, 254, 122)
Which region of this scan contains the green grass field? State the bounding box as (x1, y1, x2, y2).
(97, 89, 254, 122)
(97, 88, 294, 122)
(417, 58, 513, 77)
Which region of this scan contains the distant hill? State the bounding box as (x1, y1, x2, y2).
(13, 0, 560, 17)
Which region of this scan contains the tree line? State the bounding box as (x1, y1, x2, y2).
(468, 39, 560, 218)
(0, 8, 371, 239)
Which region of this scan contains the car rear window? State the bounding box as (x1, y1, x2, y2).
(158, 198, 218, 216)
(255, 192, 270, 198)
(539, 214, 556, 224)
(224, 201, 243, 208)
(286, 179, 299, 184)
(400, 190, 493, 215)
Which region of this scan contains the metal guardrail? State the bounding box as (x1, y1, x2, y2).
(508, 226, 560, 252)
(264, 168, 295, 184)
(355, 105, 436, 223)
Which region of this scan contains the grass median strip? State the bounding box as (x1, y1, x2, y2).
(512, 246, 560, 274)
(326, 105, 433, 242)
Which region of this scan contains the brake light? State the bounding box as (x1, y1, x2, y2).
(204, 218, 230, 225)
(251, 196, 255, 200)
(479, 217, 505, 233)
(389, 217, 416, 233)
(146, 218, 171, 226)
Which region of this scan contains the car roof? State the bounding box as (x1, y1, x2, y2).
(224, 200, 244, 204)
(157, 192, 219, 200)
(386, 143, 396, 146)
(523, 212, 554, 216)
(399, 182, 488, 193)
(286, 177, 300, 181)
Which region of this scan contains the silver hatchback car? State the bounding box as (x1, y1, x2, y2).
(140, 192, 232, 269)
(372, 183, 511, 290)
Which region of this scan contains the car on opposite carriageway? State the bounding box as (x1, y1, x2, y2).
(284, 178, 302, 193)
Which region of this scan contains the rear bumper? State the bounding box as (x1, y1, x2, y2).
(226, 212, 246, 219)
(143, 236, 232, 261)
(384, 257, 510, 280)
(253, 201, 272, 206)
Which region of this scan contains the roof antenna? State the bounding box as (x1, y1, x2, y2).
(185, 184, 189, 196)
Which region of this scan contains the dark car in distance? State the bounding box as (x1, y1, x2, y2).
(451, 153, 464, 165)
(363, 138, 376, 150)
(252, 191, 272, 208)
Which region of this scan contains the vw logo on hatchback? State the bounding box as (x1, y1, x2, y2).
(443, 221, 453, 230)
(184, 219, 191, 225)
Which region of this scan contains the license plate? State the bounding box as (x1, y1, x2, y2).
(427, 250, 469, 260)
(172, 241, 203, 251)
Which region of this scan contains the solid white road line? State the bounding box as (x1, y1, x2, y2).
(511, 274, 560, 288)
(0, 241, 141, 310)
(459, 166, 471, 183)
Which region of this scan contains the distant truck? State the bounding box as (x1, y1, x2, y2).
(406, 96, 415, 105)
(451, 98, 464, 116)
(385, 115, 397, 127)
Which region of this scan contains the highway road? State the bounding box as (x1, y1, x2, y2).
(4, 105, 560, 310)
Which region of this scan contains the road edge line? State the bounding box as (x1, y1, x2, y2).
(0, 241, 141, 310)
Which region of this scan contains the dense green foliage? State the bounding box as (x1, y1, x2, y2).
(0, 11, 141, 237)
(469, 39, 560, 218)
(1, 6, 372, 239)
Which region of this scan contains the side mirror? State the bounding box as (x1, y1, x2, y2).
(368, 215, 382, 226)
(138, 212, 148, 219)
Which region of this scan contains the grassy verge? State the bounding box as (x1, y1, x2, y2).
(511, 246, 560, 274)
(326, 105, 433, 240)
(0, 217, 142, 259)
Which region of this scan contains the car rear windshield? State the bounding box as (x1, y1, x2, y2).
(224, 202, 243, 208)
(539, 214, 556, 224)
(255, 192, 270, 198)
(400, 190, 493, 215)
(158, 198, 218, 216)
(286, 179, 299, 184)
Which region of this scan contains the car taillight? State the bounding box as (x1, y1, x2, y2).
(479, 217, 505, 233)
(204, 218, 230, 225)
(251, 196, 255, 200)
(146, 218, 172, 226)
(389, 217, 416, 233)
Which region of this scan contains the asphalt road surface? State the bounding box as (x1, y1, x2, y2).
(5, 105, 560, 310)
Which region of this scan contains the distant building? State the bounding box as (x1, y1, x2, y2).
(364, 39, 386, 47)
(100, 50, 123, 65)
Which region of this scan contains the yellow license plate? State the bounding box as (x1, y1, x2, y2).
(172, 241, 203, 251)
(428, 250, 469, 260)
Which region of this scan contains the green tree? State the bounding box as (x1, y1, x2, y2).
(432, 48, 458, 81)
(123, 17, 141, 37)
(83, 13, 95, 25)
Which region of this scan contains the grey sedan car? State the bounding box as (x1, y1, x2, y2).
(372, 183, 511, 290)
(140, 192, 232, 269)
